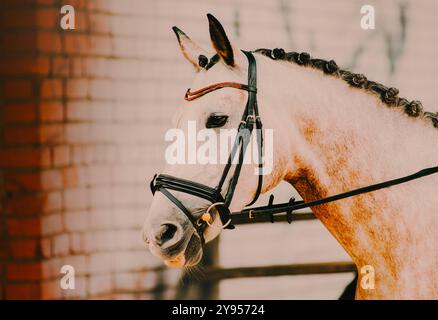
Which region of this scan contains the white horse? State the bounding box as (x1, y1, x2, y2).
(143, 14, 438, 299)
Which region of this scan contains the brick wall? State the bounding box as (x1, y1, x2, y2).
(1, 0, 437, 299)
(0, 0, 180, 299)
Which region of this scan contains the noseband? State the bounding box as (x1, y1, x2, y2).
(150, 50, 438, 244)
(150, 51, 263, 242)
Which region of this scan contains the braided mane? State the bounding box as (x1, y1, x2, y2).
(253, 48, 438, 130)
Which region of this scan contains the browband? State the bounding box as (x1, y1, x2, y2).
(185, 82, 255, 101)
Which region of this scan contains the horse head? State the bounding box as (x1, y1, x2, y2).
(143, 14, 282, 268)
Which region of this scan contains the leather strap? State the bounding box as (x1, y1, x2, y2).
(151, 48, 438, 242)
(151, 48, 438, 240)
(185, 82, 250, 101)
(151, 51, 262, 235)
(231, 166, 438, 224)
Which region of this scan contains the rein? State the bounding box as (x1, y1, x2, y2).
(230, 166, 438, 225)
(150, 50, 438, 241)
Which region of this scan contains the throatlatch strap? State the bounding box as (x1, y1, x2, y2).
(218, 51, 263, 208)
(246, 108, 263, 206)
(242, 50, 263, 206)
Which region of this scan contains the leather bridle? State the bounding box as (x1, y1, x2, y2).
(150, 50, 438, 243)
(150, 51, 263, 242)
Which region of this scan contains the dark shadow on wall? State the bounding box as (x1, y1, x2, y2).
(175, 238, 219, 299)
(338, 272, 358, 300)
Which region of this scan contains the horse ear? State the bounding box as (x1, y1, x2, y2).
(207, 14, 235, 67)
(172, 26, 206, 71)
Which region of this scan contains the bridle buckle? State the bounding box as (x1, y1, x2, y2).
(199, 202, 232, 229)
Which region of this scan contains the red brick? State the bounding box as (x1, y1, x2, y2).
(0, 56, 50, 75)
(3, 79, 34, 99)
(1, 8, 57, 30)
(64, 34, 90, 54)
(40, 238, 51, 258)
(6, 283, 40, 300)
(4, 172, 41, 192)
(0, 241, 7, 259)
(5, 191, 60, 216)
(36, 8, 58, 29)
(4, 126, 39, 145)
(37, 32, 62, 53)
(65, 0, 88, 9)
(0, 32, 36, 53)
(41, 213, 63, 235)
(1, 10, 35, 29)
(40, 102, 64, 122)
(75, 10, 89, 32)
(41, 169, 63, 190)
(52, 56, 70, 77)
(7, 218, 40, 236)
(39, 124, 64, 144)
(52, 234, 69, 256)
(3, 104, 37, 124)
(1, 0, 38, 8)
(41, 280, 61, 300)
(8, 263, 42, 281)
(36, 0, 54, 5)
(4, 170, 63, 192)
(10, 239, 38, 258)
(0, 148, 47, 168)
(62, 167, 80, 188)
(53, 145, 70, 166)
(40, 79, 63, 99)
(66, 79, 89, 98)
(41, 147, 52, 167)
(89, 13, 111, 34)
(70, 58, 84, 77)
(44, 191, 63, 213)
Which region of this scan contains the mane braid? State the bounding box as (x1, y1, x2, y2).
(254, 48, 438, 129)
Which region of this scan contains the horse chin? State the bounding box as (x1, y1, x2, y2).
(164, 233, 203, 268)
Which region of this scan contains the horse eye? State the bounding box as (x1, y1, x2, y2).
(206, 113, 228, 128)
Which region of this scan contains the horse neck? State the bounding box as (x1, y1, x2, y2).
(257, 55, 438, 298)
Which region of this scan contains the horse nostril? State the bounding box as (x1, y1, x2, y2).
(155, 223, 178, 245)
